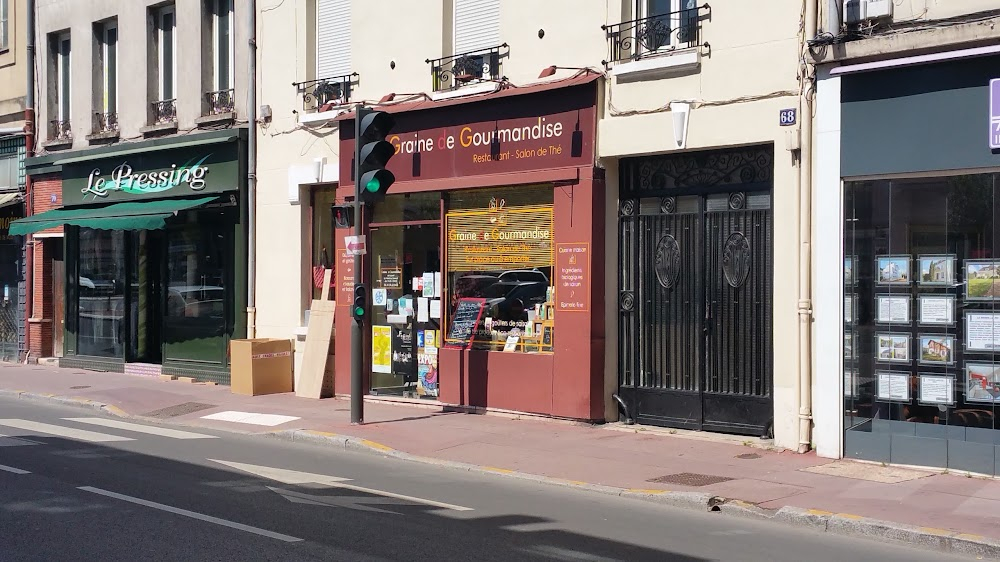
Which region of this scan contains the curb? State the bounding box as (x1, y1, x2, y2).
(5, 389, 1000, 558)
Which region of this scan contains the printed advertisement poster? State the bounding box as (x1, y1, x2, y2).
(966, 362, 1000, 403)
(966, 312, 1000, 352)
(371, 325, 392, 374)
(417, 364, 439, 397)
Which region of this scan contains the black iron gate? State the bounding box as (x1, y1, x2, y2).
(617, 146, 774, 436)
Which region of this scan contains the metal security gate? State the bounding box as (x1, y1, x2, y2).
(617, 146, 774, 436)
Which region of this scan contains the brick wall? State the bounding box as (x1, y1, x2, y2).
(27, 173, 62, 358)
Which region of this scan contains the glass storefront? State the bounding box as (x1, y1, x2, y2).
(844, 174, 1000, 473)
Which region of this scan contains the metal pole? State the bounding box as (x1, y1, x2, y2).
(350, 107, 364, 424)
(24, 0, 36, 362)
(246, 0, 258, 338)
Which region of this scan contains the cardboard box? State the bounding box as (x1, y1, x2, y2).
(230, 338, 294, 396)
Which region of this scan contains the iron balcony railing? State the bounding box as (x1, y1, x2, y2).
(205, 88, 235, 115)
(426, 44, 507, 92)
(601, 4, 710, 65)
(93, 111, 119, 134)
(151, 99, 177, 125)
(48, 119, 71, 141)
(292, 72, 357, 113)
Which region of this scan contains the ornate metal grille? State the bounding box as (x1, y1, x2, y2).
(151, 99, 177, 124)
(205, 89, 235, 115)
(93, 112, 119, 133)
(293, 73, 357, 113)
(426, 44, 507, 92)
(601, 4, 710, 65)
(48, 120, 72, 141)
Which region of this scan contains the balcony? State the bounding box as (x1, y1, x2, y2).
(602, 4, 710, 76)
(44, 120, 72, 149)
(87, 112, 120, 143)
(139, 99, 178, 137)
(426, 44, 508, 93)
(205, 89, 235, 115)
(293, 73, 357, 124)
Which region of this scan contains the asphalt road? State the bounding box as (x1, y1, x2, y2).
(0, 397, 978, 562)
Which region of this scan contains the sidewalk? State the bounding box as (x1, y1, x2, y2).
(2, 362, 1000, 557)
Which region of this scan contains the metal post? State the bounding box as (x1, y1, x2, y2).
(350, 107, 364, 425)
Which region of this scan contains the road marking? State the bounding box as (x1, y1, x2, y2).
(0, 464, 30, 474)
(77, 486, 303, 543)
(208, 459, 351, 485)
(0, 419, 134, 443)
(63, 418, 218, 440)
(210, 458, 473, 511)
(323, 481, 474, 512)
(200, 411, 300, 427)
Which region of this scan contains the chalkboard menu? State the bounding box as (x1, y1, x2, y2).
(444, 298, 487, 349)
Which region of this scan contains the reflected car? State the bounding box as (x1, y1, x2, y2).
(481, 281, 548, 319)
(498, 269, 549, 284)
(167, 285, 224, 318)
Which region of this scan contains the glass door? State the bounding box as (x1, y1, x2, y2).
(127, 230, 163, 363)
(369, 223, 441, 398)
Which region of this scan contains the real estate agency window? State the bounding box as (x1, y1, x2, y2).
(844, 174, 1000, 458)
(445, 185, 555, 353)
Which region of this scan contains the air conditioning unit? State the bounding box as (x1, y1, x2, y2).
(843, 0, 893, 25)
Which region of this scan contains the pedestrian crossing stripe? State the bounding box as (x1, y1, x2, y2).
(62, 418, 217, 440)
(0, 418, 217, 443)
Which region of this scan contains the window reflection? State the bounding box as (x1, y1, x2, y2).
(77, 228, 126, 357)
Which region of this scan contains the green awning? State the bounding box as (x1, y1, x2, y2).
(9, 196, 219, 235)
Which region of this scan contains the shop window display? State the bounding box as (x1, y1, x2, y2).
(445, 186, 555, 353)
(845, 175, 1000, 471)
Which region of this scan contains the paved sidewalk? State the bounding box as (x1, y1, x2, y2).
(2, 362, 1000, 556)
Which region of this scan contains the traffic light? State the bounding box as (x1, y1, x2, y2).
(352, 284, 366, 324)
(355, 108, 396, 204)
(332, 204, 354, 229)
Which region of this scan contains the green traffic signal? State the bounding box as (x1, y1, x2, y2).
(354, 306, 364, 317)
(365, 178, 380, 192)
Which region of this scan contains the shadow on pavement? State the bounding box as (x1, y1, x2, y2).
(0, 435, 710, 562)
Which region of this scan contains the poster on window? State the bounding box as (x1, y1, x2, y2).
(844, 369, 859, 398)
(965, 260, 1000, 300)
(877, 371, 911, 402)
(876, 255, 910, 285)
(965, 312, 1000, 352)
(844, 295, 854, 324)
(966, 362, 1000, 403)
(876, 333, 910, 363)
(918, 334, 955, 365)
(371, 325, 392, 374)
(918, 374, 955, 406)
(918, 295, 955, 326)
(876, 295, 909, 324)
(917, 255, 955, 286)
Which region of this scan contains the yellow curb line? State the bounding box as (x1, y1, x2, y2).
(835, 513, 864, 520)
(482, 466, 515, 474)
(956, 533, 985, 540)
(626, 488, 669, 495)
(303, 430, 339, 438)
(103, 405, 129, 418)
(919, 527, 954, 536)
(807, 509, 834, 516)
(359, 438, 394, 452)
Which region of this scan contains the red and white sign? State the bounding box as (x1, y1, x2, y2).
(344, 235, 367, 256)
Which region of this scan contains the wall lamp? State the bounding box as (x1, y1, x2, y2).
(537, 65, 597, 79)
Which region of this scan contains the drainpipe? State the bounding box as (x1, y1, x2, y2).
(246, 0, 257, 339)
(24, 0, 36, 362)
(797, 0, 819, 453)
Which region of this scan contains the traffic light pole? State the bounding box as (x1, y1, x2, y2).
(350, 106, 365, 425)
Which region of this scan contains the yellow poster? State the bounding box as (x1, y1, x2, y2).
(372, 325, 392, 374)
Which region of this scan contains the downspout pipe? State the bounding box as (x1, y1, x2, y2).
(797, 0, 819, 453)
(24, 0, 36, 362)
(246, 0, 257, 339)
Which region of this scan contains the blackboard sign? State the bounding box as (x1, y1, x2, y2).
(444, 298, 487, 349)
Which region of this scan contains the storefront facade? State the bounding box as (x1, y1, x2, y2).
(16, 129, 248, 382)
(814, 52, 1000, 473)
(334, 75, 606, 419)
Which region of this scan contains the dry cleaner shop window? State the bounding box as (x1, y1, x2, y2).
(445, 187, 555, 353)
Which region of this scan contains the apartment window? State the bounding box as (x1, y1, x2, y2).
(95, 20, 118, 133)
(152, 4, 177, 125)
(638, 0, 698, 52)
(454, 0, 500, 55)
(0, 0, 9, 51)
(206, 0, 234, 115)
(316, 0, 350, 79)
(0, 156, 16, 192)
(48, 31, 71, 140)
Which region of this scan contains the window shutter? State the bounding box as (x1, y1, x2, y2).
(454, 0, 500, 55)
(316, 0, 351, 78)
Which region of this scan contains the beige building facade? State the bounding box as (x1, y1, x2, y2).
(255, 0, 813, 450)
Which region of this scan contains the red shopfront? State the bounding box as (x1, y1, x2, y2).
(334, 74, 605, 420)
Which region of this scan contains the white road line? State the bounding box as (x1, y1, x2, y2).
(0, 464, 30, 474)
(200, 411, 300, 427)
(77, 486, 303, 543)
(0, 419, 134, 443)
(326, 481, 475, 512)
(63, 418, 218, 440)
(0, 433, 43, 447)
